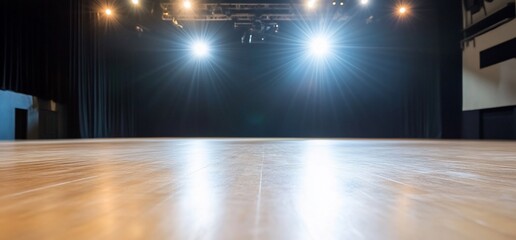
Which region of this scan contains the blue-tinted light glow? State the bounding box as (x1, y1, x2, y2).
(309, 36, 331, 57)
(192, 41, 209, 57)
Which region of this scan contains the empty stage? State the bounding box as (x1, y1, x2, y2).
(1, 139, 515, 239)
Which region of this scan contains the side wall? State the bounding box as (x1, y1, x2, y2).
(462, 0, 516, 139)
(463, 106, 516, 139)
(0, 90, 38, 140)
(0, 90, 66, 140)
(463, 19, 516, 111)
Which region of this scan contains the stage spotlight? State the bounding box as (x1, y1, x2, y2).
(306, 0, 317, 9)
(131, 0, 139, 5)
(308, 36, 330, 57)
(397, 5, 409, 15)
(332, 1, 336, 6)
(340, 2, 344, 6)
(192, 41, 209, 57)
(183, 0, 192, 9)
(105, 8, 113, 16)
(360, 0, 369, 5)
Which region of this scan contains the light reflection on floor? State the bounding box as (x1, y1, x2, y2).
(0, 139, 516, 240)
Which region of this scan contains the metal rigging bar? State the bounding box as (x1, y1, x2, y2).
(160, 2, 311, 22)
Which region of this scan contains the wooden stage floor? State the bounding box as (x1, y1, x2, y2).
(1, 139, 516, 239)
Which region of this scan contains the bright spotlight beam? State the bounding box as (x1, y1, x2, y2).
(192, 41, 209, 58)
(308, 36, 330, 58)
(184, 0, 192, 9)
(396, 4, 410, 17)
(306, 0, 316, 9)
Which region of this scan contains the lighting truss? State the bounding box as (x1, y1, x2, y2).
(161, 1, 354, 44)
(161, 3, 310, 23)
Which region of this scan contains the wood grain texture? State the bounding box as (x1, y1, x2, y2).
(1, 139, 516, 240)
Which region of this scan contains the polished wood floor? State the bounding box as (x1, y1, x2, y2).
(1, 139, 516, 240)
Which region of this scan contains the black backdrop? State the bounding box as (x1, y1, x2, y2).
(1, 0, 137, 138)
(1, 0, 462, 138)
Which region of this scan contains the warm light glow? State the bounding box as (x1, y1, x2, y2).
(192, 41, 209, 57)
(183, 0, 192, 9)
(306, 0, 316, 9)
(393, 2, 412, 19)
(131, 0, 139, 5)
(360, 0, 369, 5)
(105, 8, 112, 16)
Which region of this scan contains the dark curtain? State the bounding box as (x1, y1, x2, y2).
(69, 0, 136, 138)
(1, 0, 69, 101)
(135, 0, 457, 138)
(1, 0, 136, 138)
(2, 0, 461, 139)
